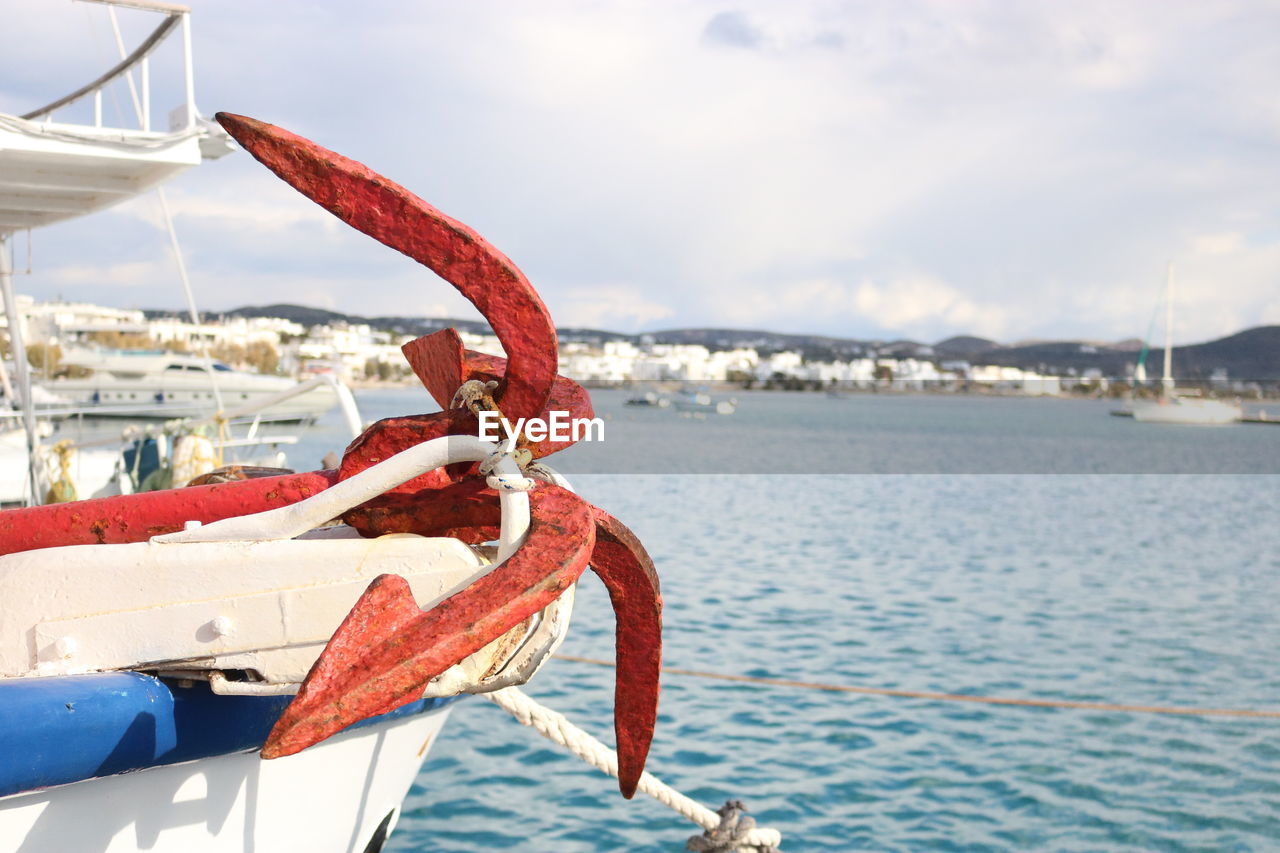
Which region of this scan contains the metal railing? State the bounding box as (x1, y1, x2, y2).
(19, 0, 195, 134)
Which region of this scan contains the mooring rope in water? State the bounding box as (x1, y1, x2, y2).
(555, 654, 1280, 719)
(485, 687, 783, 852)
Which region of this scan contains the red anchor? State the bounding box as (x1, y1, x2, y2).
(0, 114, 661, 799)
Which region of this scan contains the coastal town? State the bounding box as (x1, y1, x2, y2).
(3, 294, 1268, 399)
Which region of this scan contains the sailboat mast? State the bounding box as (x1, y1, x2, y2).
(1162, 262, 1174, 397)
(0, 233, 43, 505)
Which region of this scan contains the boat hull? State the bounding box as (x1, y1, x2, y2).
(0, 673, 454, 852)
(1131, 398, 1242, 425)
(46, 377, 338, 422)
(0, 429, 126, 505)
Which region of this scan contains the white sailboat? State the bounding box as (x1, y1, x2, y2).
(1130, 263, 1242, 425)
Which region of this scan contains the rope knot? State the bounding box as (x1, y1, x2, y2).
(687, 801, 778, 853)
(485, 471, 537, 493)
(480, 446, 536, 492)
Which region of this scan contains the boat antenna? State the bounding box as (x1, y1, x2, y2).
(1133, 271, 1165, 387)
(101, 2, 226, 415)
(1162, 261, 1175, 398)
(155, 185, 226, 413)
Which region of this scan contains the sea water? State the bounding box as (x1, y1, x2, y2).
(294, 389, 1280, 851)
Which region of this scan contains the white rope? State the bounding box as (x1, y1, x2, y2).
(484, 687, 782, 852)
(480, 445, 536, 493)
(485, 471, 537, 492)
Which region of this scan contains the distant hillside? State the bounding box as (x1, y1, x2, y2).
(940, 326, 1279, 382)
(145, 304, 361, 327)
(229, 304, 351, 326)
(1176, 326, 1280, 381)
(934, 335, 998, 357)
(365, 315, 492, 337)
(967, 340, 1134, 376)
(212, 304, 625, 345)
(646, 327, 884, 359)
(149, 303, 1279, 381)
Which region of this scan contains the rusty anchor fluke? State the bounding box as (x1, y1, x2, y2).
(262, 484, 596, 758)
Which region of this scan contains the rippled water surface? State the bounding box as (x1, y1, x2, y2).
(301, 390, 1279, 852)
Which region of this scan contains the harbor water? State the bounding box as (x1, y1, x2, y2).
(293, 389, 1279, 851)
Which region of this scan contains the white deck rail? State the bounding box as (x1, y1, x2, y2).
(20, 0, 195, 135)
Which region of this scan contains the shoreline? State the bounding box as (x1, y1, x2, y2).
(344, 377, 1279, 403)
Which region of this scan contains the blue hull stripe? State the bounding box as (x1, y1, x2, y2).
(0, 672, 458, 798)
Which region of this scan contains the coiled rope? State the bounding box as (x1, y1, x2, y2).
(485, 687, 783, 852)
(555, 654, 1280, 719)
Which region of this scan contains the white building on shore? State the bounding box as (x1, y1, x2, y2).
(0, 296, 146, 343)
(3, 295, 1065, 395)
(968, 365, 1062, 395)
(147, 315, 304, 349)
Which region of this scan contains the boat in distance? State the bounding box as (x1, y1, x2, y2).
(1123, 263, 1242, 426)
(1130, 395, 1242, 425)
(673, 390, 737, 415)
(47, 348, 340, 422)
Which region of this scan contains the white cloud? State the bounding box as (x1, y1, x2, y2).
(712, 274, 1013, 341)
(854, 276, 1012, 340)
(109, 182, 339, 235)
(1193, 233, 1245, 255)
(2, 0, 1277, 344)
(44, 260, 171, 290)
(555, 285, 675, 331)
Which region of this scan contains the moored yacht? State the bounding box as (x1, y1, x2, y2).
(50, 347, 338, 422)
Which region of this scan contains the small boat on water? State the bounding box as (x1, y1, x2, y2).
(625, 390, 670, 407)
(1131, 393, 1242, 425)
(49, 347, 339, 422)
(673, 390, 736, 415)
(1124, 264, 1242, 425)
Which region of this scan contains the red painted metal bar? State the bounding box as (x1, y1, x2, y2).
(338, 408, 472, 492)
(263, 484, 595, 758)
(215, 113, 559, 422)
(589, 509, 663, 798)
(0, 471, 337, 557)
(401, 329, 467, 409)
(343, 479, 501, 544)
(343, 487, 662, 798)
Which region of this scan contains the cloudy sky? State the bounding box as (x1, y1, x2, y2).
(3, 0, 1278, 345)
